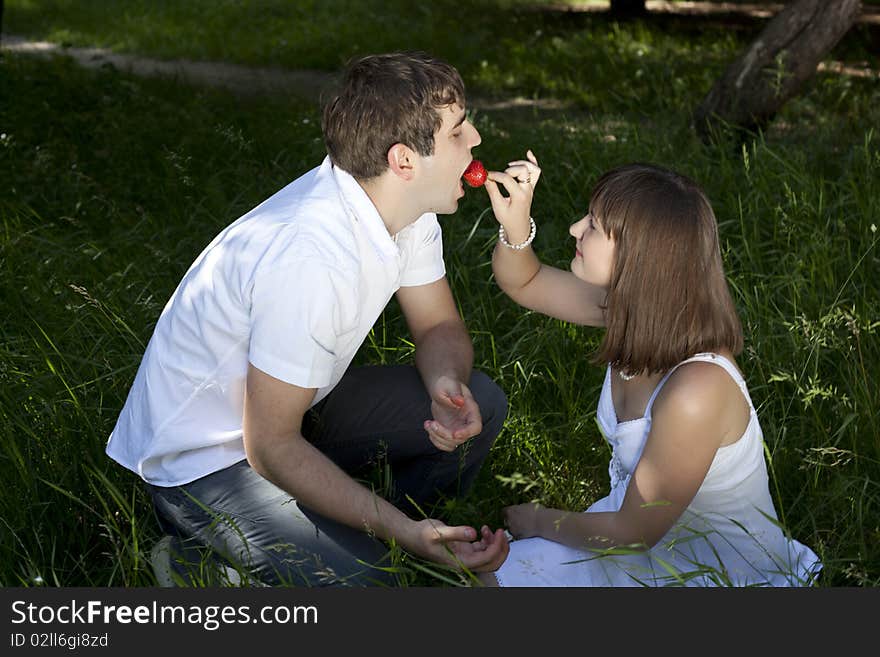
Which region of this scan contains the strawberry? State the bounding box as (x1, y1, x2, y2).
(462, 159, 487, 187)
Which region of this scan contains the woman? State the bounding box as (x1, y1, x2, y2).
(478, 152, 820, 586)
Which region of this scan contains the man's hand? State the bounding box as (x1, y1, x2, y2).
(410, 520, 510, 573)
(424, 376, 482, 451)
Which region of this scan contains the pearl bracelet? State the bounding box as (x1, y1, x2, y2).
(498, 217, 537, 250)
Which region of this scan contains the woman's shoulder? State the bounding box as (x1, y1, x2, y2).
(652, 352, 750, 443)
(663, 351, 744, 397)
(658, 361, 734, 410)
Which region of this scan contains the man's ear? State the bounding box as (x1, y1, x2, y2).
(387, 143, 416, 181)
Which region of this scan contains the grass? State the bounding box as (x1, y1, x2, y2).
(1, 1, 878, 587)
(10, 0, 876, 107)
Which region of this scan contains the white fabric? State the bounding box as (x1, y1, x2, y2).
(106, 156, 446, 486)
(496, 353, 822, 587)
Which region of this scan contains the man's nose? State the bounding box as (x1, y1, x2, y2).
(468, 123, 482, 149)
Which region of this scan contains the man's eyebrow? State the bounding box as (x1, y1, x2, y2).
(450, 111, 467, 131)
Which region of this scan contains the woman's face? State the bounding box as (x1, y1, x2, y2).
(569, 212, 615, 288)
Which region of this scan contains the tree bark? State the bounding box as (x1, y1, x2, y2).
(693, 0, 862, 142)
(609, 0, 648, 18)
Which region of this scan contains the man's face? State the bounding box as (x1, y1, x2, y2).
(415, 103, 482, 215)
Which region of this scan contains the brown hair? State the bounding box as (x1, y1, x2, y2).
(321, 51, 465, 181)
(591, 163, 743, 375)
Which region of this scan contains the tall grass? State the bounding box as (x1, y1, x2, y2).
(1, 2, 878, 586)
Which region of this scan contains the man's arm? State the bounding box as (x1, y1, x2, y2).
(243, 363, 413, 541)
(396, 278, 481, 451)
(396, 277, 472, 391)
(242, 362, 508, 570)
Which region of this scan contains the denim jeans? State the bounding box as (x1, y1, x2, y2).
(147, 365, 507, 586)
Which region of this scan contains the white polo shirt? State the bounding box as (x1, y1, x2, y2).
(106, 156, 446, 486)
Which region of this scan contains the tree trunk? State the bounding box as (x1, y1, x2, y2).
(693, 0, 862, 142)
(609, 0, 648, 18)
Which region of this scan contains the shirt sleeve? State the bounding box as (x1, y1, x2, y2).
(248, 259, 355, 388)
(399, 213, 446, 287)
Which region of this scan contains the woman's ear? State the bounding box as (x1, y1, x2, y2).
(387, 143, 416, 181)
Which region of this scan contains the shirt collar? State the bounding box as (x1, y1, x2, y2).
(328, 157, 399, 260)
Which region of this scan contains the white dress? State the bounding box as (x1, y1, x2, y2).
(495, 353, 822, 587)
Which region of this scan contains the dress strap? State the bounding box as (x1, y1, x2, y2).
(596, 365, 617, 437)
(644, 352, 754, 419)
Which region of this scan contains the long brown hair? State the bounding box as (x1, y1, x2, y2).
(591, 163, 743, 375)
(321, 51, 465, 181)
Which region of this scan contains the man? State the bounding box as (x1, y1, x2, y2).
(106, 51, 509, 586)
